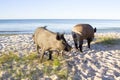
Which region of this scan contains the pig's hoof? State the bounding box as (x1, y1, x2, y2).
(48, 59, 53, 61)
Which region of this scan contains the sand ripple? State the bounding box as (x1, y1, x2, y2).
(0, 33, 120, 80)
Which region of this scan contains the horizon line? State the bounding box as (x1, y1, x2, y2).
(0, 18, 120, 20)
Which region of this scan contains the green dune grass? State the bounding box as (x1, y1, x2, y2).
(0, 52, 68, 79)
(95, 34, 120, 45)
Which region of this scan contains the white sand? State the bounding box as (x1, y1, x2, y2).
(0, 33, 120, 80)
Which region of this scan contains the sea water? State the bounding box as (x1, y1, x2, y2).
(0, 19, 120, 34)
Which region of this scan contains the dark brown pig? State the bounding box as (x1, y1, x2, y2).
(72, 24, 96, 52)
(33, 26, 71, 62)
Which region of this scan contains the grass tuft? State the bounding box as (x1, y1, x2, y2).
(95, 35, 120, 45)
(0, 52, 19, 64)
(0, 51, 68, 79)
(23, 52, 38, 61)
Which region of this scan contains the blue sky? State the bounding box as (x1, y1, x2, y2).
(0, 0, 120, 19)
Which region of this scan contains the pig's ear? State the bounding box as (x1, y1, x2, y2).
(56, 32, 61, 40)
(94, 28, 96, 33)
(61, 33, 64, 38)
(43, 26, 47, 29)
(32, 34, 34, 38)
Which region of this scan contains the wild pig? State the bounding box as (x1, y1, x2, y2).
(72, 24, 96, 52)
(33, 26, 71, 62)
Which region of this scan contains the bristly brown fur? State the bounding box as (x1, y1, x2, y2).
(72, 24, 96, 52)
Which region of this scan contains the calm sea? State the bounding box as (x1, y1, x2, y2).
(0, 19, 120, 34)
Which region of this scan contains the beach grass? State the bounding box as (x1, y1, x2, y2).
(0, 52, 68, 79)
(95, 33, 120, 45)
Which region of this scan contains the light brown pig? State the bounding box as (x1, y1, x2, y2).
(33, 26, 71, 62)
(72, 24, 96, 52)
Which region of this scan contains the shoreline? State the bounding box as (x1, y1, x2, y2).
(1, 28, 120, 35)
(0, 32, 120, 55)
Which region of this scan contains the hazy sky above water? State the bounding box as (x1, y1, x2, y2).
(0, 0, 120, 19)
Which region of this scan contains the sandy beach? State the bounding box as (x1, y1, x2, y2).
(0, 33, 120, 80)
